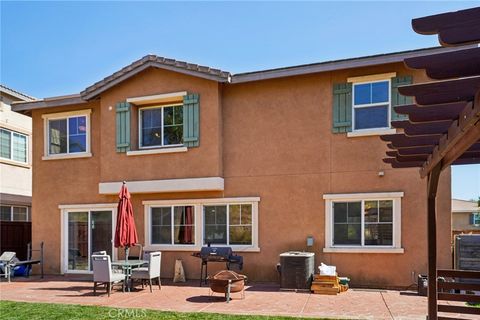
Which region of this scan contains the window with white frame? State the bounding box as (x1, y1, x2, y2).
(139, 104, 183, 148)
(353, 80, 390, 131)
(0, 128, 28, 163)
(0, 205, 29, 221)
(472, 212, 480, 225)
(150, 205, 195, 245)
(143, 198, 259, 251)
(204, 204, 252, 245)
(43, 110, 91, 157)
(324, 192, 403, 253)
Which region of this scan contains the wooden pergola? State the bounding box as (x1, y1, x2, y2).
(380, 7, 480, 320)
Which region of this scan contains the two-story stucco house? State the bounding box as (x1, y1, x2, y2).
(0, 85, 35, 257)
(13, 46, 459, 288)
(1, 85, 34, 216)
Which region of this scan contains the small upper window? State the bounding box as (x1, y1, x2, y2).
(0, 205, 29, 221)
(353, 80, 390, 131)
(472, 212, 480, 225)
(139, 104, 183, 148)
(0, 128, 28, 163)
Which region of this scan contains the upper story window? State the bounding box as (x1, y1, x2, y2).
(0, 205, 29, 221)
(472, 212, 480, 225)
(0, 128, 28, 163)
(42, 109, 91, 160)
(353, 80, 390, 131)
(323, 192, 404, 253)
(139, 104, 183, 148)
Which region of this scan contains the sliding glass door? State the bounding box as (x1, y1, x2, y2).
(66, 210, 113, 272)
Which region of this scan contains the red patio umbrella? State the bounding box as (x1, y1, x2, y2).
(114, 181, 138, 260)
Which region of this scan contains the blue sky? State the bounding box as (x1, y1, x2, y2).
(1, 1, 479, 200)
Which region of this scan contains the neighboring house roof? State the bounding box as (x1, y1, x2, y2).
(452, 199, 480, 213)
(11, 45, 476, 112)
(0, 84, 36, 102)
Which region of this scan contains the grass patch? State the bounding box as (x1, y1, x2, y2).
(0, 301, 334, 320)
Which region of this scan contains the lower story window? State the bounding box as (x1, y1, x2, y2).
(144, 197, 259, 251)
(324, 192, 403, 252)
(333, 200, 393, 246)
(151, 205, 194, 245)
(204, 204, 252, 245)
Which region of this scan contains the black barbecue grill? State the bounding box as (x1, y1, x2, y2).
(192, 246, 243, 286)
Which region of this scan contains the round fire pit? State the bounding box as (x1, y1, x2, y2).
(207, 270, 247, 302)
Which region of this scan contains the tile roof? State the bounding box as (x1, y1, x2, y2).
(12, 45, 478, 111)
(81, 55, 231, 100)
(452, 199, 479, 212)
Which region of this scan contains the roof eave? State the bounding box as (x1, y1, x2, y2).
(0, 85, 36, 102)
(231, 45, 477, 83)
(11, 94, 88, 112)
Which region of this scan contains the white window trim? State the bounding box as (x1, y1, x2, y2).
(138, 103, 184, 149)
(126, 146, 187, 156)
(323, 192, 404, 254)
(472, 212, 480, 226)
(351, 79, 392, 133)
(59, 203, 117, 275)
(42, 109, 92, 160)
(0, 128, 29, 165)
(127, 91, 187, 105)
(143, 197, 260, 252)
(0, 205, 29, 221)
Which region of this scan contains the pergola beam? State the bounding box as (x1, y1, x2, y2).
(404, 47, 480, 79)
(420, 97, 480, 177)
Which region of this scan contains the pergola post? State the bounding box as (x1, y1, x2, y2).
(427, 163, 442, 320)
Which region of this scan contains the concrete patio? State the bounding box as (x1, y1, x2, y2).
(0, 276, 474, 319)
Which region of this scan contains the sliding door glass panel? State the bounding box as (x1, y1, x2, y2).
(68, 212, 88, 270)
(90, 211, 113, 270)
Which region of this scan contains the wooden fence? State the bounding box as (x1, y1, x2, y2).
(437, 269, 480, 320)
(0, 221, 31, 260)
(455, 234, 480, 270)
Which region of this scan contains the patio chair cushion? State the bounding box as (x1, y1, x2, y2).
(111, 272, 125, 283)
(131, 270, 149, 280)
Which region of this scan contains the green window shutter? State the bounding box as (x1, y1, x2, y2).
(183, 93, 200, 147)
(391, 76, 413, 121)
(116, 102, 131, 153)
(332, 83, 352, 133)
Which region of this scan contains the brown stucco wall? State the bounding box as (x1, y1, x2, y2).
(30, 62, 452, 288)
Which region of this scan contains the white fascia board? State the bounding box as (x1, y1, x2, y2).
(99, 177, 224, 195)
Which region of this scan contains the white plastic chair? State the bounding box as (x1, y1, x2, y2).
(131, 251, 161, 292)
(92, 254, 124, 297)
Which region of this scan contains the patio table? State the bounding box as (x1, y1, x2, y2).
(112, 259, 148, 292)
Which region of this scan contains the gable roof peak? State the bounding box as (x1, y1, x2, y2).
(80, 54, 231, 100)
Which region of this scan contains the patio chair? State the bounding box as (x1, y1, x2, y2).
(128, 244, 143, 260)
(91, 254, 124, 297)
(131, 251, 161, 292)
(0, 252, 17, 282)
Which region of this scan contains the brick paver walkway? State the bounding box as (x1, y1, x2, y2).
(0, 276, 474, 319)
